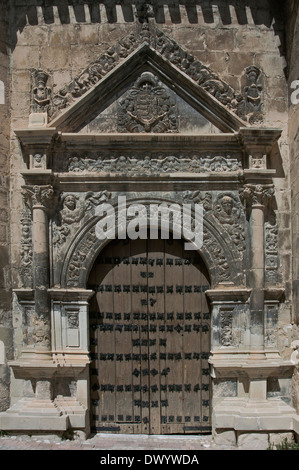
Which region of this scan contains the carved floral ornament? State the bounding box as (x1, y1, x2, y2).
(30, 23, 261, 125)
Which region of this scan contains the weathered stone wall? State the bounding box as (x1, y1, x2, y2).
(287, 0, 299, 325)
(286, 0, 299, 413)
(0, 0, 12, 412)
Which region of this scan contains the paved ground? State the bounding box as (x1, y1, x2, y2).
(0, 432, 237, 451)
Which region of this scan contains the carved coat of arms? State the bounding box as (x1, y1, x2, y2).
(118, 72, 178, 133)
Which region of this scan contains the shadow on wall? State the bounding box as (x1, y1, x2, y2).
(8, 0, 285, 56)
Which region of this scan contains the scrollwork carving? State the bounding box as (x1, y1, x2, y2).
(48, 25, 246, 121)
(20, 212, 33, 288)
(265, 222, 279, 284)
(203, 228, 231, 282)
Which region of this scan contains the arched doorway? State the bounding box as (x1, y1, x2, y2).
(88, 235, 211, 434)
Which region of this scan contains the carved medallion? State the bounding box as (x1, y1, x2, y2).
(118, 72, 178, 133)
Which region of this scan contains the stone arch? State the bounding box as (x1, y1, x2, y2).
(58, 195, 243, 289)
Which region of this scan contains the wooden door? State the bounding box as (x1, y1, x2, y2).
(88, 237, 211, 434)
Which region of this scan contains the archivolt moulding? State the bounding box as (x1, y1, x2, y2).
(56, 195, 244, 290)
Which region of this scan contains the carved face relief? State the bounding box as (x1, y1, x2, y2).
(214, 194, 240, 225)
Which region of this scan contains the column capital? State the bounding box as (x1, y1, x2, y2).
(240, 183, 274, 208)
(22, 184, 55, 212)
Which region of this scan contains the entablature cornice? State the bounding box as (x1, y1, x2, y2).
(15, 127, 282, 181)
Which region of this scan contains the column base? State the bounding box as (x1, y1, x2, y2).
(0, 398, 68, 432)
(213, 397, 297, 432)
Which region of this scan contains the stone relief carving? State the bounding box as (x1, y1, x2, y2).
(243, 66, 263, 124)
(53, 191, 111, 247)
(249, 152, 267, 170)
(20, 212, 33, 288)
(182, 190, 235, 281)
(240, 183, 274, 208)
(213, 193, 245, 253)
(48, 24, 247, 122)
(214, 193, 241, 225)
(66, 229, 98, 287)
(220, 308, 233, 346)
(64, 151, 242, 174)
(265, 222, 279, 284)
(67, 310, 79, 329)
(23, 304, 51, 349)
(183, 190, 212, 212)
(118, 72, 178, 133)
(60, 191, 238, 287)
(203, 228, 231, 282)
(22, 184, 55, 211)
(31, 69, 51, 113)
(183, 190, 245, 256)
(64, 222, 233, 287)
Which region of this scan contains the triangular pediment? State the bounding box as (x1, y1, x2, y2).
(48, 25, 247, 133)
(78, 70, 221, 135)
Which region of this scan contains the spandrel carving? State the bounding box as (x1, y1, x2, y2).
(214, 193, 245, 253)
(53, 191, 111, 248)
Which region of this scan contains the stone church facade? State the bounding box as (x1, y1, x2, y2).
(0, 0, 299, 447)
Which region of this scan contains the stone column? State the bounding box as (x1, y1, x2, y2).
(22, 184, 54, 357)
(242, 183, 274, 353)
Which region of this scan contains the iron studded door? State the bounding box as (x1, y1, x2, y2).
(89, 237, 211, 434)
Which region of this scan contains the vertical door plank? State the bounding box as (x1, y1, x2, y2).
(183, 249, 202, 432)
(113, 240, 133, 430)
(96, 245, 116, 430)
(130, 238, 149, 433)
(163, 238, 184, 434)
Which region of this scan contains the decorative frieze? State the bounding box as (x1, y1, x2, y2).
(65, 151, 242, 174)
